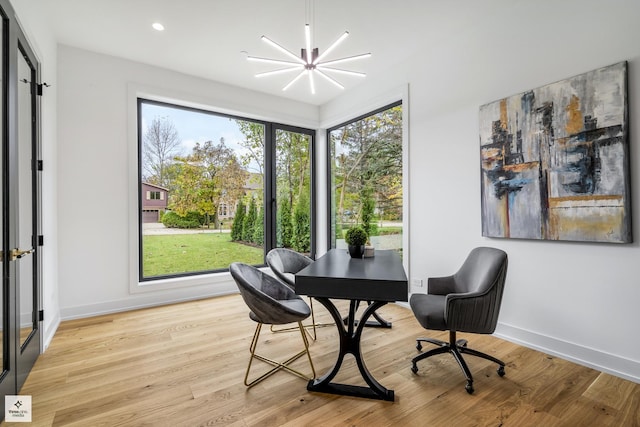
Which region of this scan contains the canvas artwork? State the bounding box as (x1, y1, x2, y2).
(479, 62, 631, 243)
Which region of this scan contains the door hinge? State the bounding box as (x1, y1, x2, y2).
(39, 310, 44, 322)
(36, 82, 50, 96)
(37, 160, 43, 171)
(38, 235, 44, 246)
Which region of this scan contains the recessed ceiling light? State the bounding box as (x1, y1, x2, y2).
(152, 22, 165, 31)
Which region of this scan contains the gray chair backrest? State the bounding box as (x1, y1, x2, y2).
(230, 262, 310, 325)
(266, 248, 313, 289)
(447, 247, 508, 334)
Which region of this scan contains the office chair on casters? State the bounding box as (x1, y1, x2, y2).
(266, 248, 331, 340)
(230, 262, 316, 388)
(409, 247, 508, 394)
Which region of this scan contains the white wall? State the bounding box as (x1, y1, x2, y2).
(323, 0, 640, 382)
(11, 0, 60, 350)
(56, 45, 319, 321)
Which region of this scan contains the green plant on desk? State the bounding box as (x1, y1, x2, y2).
(345, 226, 368, 258)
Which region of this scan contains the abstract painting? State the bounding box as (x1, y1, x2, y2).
(480, 62, 631, 243)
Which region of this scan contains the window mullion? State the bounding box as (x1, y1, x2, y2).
(264, 122, 276, 255)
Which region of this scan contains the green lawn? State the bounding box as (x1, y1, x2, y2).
(377, 226, 402, 236)
(142, 233, 264, 277)
(143, 226, 403, 278)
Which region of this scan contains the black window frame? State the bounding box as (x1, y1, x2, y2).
(137, 98, 316, 282)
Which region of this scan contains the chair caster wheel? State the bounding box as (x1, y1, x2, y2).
(465, 382, 474, 394)
(411, 364, 419, 374)
(497, 366, 505, 377)
(416, 342, 422, 351)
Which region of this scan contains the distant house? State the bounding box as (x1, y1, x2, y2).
(217, 172, 263, 222)
(141, 182, 169, 223)
(140, 174, 262, 224)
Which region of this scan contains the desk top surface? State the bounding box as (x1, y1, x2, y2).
(295, 249, 408, 301)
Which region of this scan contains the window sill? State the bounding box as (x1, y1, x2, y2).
(130, 270, 234, 294)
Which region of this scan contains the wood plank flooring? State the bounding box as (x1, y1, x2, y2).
(5, 294, 639, 426)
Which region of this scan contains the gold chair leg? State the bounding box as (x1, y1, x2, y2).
(244, 321, 316, 388)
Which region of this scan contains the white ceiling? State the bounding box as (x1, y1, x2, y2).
(36, 0, 506, 106)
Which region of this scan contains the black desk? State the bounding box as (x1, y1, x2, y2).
(295, 249, 408, 401)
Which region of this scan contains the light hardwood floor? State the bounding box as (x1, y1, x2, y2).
(6, 294, 639, 426)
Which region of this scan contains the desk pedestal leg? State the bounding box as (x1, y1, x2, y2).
(307, 298, 394, 401)
(342, 300, 392, 328)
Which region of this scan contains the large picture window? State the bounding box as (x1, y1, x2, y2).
(137, 99, 314, 281)
(328, 101, 403, 253)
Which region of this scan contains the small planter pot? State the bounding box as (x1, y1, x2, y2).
(364, 245, 375, 258)
(348, 245, 365, 259)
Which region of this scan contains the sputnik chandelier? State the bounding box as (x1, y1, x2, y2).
(245, 6, 370, 95)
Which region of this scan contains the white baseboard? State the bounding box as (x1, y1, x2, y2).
(395, 303, 639, 384)
(42, 310, 61, 352)
(495, 322, 640, 384)
(59, 281, 238, 321)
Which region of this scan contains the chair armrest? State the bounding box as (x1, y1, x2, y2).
(428, 276, 455, 295)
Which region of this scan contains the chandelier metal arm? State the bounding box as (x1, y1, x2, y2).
(261, 35, 306, 65)
(256, 67, 305, 78)
(313, 31, 349, 65)
(282, 69, 307, 91)
(247, 56, 304, 67)
(314, 69, 344, 89)
(308, 69, 316, 94)
(315, 66, 367, 77)
(247, 20, 370, 94)
(319, 53, 372, 67)
(305, 24, 313, 64)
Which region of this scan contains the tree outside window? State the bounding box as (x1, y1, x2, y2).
(329, 102, 403, 253)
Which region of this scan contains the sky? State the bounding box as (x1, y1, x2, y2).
(140, 101, 261, 171)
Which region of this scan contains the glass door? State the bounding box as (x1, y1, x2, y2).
(14, 35, 41, 391)
(0, 1, 15, 403)
(0, 1, 42, 418)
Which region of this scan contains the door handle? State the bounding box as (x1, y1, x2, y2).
(10, 248, 34, 261)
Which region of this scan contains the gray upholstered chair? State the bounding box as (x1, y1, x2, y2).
(266, 248, 328, 339)
(230, 262, 315, 387)
(410, 247, 508, 393)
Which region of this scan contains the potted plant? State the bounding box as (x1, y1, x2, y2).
(345, 226, 368, 259)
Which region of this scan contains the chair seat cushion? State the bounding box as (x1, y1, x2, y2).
(410, 294, 447, 330)
(249, 298, 311, 325)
